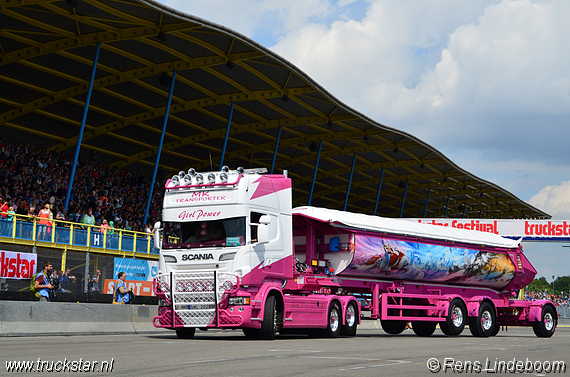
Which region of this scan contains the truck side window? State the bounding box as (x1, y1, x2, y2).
(250, 212, 264, 242)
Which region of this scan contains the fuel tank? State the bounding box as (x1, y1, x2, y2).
(339, 234, 522, 290)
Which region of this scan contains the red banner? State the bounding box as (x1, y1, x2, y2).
(0, 251, 36, 279)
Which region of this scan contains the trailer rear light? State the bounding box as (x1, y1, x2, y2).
(228, 297, 250, 305)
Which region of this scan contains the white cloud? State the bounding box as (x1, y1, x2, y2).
(529, 181, 570, 219)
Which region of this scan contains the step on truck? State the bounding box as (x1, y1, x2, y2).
(152, 167, 557, 339)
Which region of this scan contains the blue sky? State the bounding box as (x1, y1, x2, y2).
(160, 0, 570, 280)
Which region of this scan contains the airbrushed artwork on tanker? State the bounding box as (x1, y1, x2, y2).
(346, 235, 515, 289)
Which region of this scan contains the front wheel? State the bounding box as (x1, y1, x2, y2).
(243, 328, 259, 338)
(176, 327, 196, 339)
(340, 301, 358, 336)
(469, 302, 495, 337)
(533, 305, 556, 338)
(259, 295, 277, 340)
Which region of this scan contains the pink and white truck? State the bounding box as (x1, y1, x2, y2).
(152, 167, 557, 339)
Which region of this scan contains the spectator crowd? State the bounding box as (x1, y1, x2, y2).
(0, 138, 165, 233)
(524, 290, 569, 307)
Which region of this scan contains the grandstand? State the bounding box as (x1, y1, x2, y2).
(0, 0, 549, 301)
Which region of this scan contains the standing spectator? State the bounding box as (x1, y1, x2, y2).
(92, 269, 101, 294)
(34, 261, 54, 302)
(100, 219, 111, 234)
(0, 198, 8, 219)
(80, 208, 95, 229)
(113, 272, 133, 304)
(59, 268, 75, 292)
(37, 203, 52, 241)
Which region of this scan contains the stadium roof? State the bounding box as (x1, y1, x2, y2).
(0, 0, 550, 219)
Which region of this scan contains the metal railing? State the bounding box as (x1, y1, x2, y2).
(0, 212, 158, 258)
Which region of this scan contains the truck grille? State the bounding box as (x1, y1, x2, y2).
(155, 271, 239, 327)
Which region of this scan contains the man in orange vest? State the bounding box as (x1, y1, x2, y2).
(38, 203, 52, 241)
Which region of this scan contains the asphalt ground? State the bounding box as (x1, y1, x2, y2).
(1, 326, 568, 376)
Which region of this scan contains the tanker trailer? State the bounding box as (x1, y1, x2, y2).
(290, 206, 556, 338)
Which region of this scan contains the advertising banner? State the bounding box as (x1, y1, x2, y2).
(104, 279, 154, 297)
(406, 219, 570, 242)
(0, 250, 37, 279)
(113, 258, 158, 282)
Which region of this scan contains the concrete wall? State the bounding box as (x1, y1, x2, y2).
(0, 301, 167, 337)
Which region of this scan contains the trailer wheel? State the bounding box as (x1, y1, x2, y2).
(176, 327, 196, 339)
(532, 305, 556, 338)
(380, 320, 407, 335)
(440, 299, 467, 336)
(259, 295, 277, 340)
(469, 302, 495, 337)
(412, 321, 436, 336)
(340, 301, 358, 336)
(242, 328, 259, 338)
(324, 302, 342, 338)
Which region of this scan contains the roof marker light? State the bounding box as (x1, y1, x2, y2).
(208, 173, 216, 184)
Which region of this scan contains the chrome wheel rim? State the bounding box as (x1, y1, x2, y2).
(330, 307, 340, 332)
(452, 306, 463, 327)
(481, 310, 492, 331)
(544, 312, 554, 331)
(346, 305, 356, 328)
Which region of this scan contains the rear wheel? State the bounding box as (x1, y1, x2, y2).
(259, 295, 277, 340)
(340, 301, 358, 336)
(381, 320, 407, 335)
(175, 327, 196, 339)
(412, 321, 437, 337)
(469, 302, 495, 337)
(323, 302, 341, 338)
(532, 305, 556, 338)
(440, 299, 467, 336)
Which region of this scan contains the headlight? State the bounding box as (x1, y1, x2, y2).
(175, 282, 185, 292)
(188, 168, 196, 176)
(171, 175, 179, 186)
(221, 165, 229, 173)
(195, 281, 205, 292)
(163, 255, 177, 263)
(186, 281, 195, 292)
(219, 252, 236, 261)
(228, 297, 250, 305)
(222, 280, 233, 291)
(206, 281, 214, 291)
(183, 175, 192, 185)
(220, 172, 228, 183)
(196, 174, 204, 184)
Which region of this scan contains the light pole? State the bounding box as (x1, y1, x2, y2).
(552, 275, 555, 295)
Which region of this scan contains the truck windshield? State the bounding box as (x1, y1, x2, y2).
(163, 217, 246, 249)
